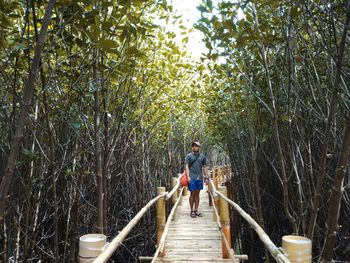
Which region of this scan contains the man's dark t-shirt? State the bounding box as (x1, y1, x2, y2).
(185, 153, 207, 180)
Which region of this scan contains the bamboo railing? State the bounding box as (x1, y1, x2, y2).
(209, 178, 291, 263)
(151, 187, 184, 262)
(92, 174, 184, 263)
(207, 189, 239, 262)
(93, 193, 167, 263)
(88, 165, 295, 263)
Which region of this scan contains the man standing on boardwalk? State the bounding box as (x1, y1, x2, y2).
(186, 141, 209, 218)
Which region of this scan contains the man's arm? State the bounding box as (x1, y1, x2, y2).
(204, 165, 208, 178)
(203, 165, 209, 185)
(185, 164, 190, 181)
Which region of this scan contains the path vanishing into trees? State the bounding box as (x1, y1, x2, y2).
(1, 1, 350, 262)
(89, 167, 291, 263)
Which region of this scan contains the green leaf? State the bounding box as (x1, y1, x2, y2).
(90, 24, 100, 41)
(89, 80, 97, 92)
(126, 46, 139, 55)
(69, 119, 81, 129)
(197, 5, 207, 13)
(206, 0, 213, 9)
(97, 39, 118, 50)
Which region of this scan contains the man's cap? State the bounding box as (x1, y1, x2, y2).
(192, 141, 201, 147)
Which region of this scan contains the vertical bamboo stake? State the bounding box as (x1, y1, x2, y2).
(177, 174, 182, 206)
(282, 235, 311, 263)
(213, 194, 219, 222)
(183, 186, 189, 196)
(171, 177, 178, 221)
(156, 187, 166, 255)
(219, 186, 231, 258)
(213, 176, 219, 190)
(208, 178, 213, 206)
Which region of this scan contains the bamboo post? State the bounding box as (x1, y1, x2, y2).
(93, 194, 166, 263)
(208, 177, 213, 206)
(177, 174, 183, 206)
(213, 193, 219, 222)
(219, 185, 231, 259)
(79, 234, 107, 262)
(171, 177, 178, 221)
(183, 185, 189, 196)
(213, 176, 219, 190)
(156, 186, 166, 256)
(282, 235, 312, 263)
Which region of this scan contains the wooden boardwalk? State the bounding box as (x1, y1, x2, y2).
(155, 189, 232, 263)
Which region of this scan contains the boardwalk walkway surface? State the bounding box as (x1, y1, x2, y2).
(155, 189, 232, 263)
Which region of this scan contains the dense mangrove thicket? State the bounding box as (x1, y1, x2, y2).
(0, 1, 210, 261)
(0, 0, 350, 262)
(197, 0, 350, 262)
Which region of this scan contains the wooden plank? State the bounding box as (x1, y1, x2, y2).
(155, 258, 233, 263)
(154, 191, 232, 263)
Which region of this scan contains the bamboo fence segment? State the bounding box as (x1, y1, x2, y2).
(209, 180, 291, 263)
(177, 173, 183, 206)
(166, 174, 182, 200)
(208, 189, 239, 262)
(93, 193, 167, 263)
(171, 177, 178, 204)
(151, 187, 184, 263)
(156, 187, 166, 251)
(218, 186, 231, 259)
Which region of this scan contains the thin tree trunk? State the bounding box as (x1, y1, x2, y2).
(287, 6, 305, 234)
(0, 0, 56, 219)
(322, 112, 350, 261)
(30, 0, 59, 259)
(93, 48, 104, 234)
(23, 101, 38, 261)
(307, 0, 350, 239)
(250, 126, 270, 262)
(42, 81, 60, 262)
(101, 54, 108, 233)
(252, 3, 296, 230)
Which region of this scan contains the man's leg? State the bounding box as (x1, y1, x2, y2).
(189, 191, 195, 211)
(194, 190, 200, 211)
(194, 180, 203, 217)
(189, 190, 197, 217)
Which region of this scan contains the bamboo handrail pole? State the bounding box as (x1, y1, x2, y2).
(93, 193, 167, 263)
(208, 190, 221, 229)
(209, 180, 291, 263)
(166, 173, 183, 200)
(160, 187, 184, 253)
(221, 232, 236, 262)
(156, 187, 166, 250)
(219, 185, 231, 259)
(208, 188, 235, 262)
(151, 187, 184, 263)
(171, 177, 178, 204)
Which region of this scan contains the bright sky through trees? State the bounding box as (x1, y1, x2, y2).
(170, 0, 207, 60)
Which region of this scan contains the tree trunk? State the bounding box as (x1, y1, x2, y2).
(307, 0, 350, 239)
(93, 48, 104, 234)
(0, 0, 56, 219)
(322, 113, 350, 261)
(30, 0, 59, 259)
(252, 3, 296, 230)
(101, 54, 109, 233)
